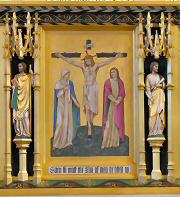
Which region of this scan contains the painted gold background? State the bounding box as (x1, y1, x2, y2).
(43, 26, 135, 179)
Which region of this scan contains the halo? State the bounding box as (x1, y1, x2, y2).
(81, 50, 96, 61)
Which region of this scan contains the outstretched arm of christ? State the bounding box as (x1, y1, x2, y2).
(96, 53, 125, 68)
(52, 52, 83, 68)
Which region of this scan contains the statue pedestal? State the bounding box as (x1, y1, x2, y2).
(147, 136, 165, 180)
(13, 137, 32, 181)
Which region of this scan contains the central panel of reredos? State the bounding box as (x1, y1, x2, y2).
(43, 26, 135, 179)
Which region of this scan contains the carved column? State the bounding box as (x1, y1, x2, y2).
(137, 13, 146, 182)
(147, 137, 165, 180)
(4, 13, 12, 185)
(13, 138, 32, 181)
(33, 13, 41, 184)
(166, 13, 175, 183)
(4, 59, 12, 185)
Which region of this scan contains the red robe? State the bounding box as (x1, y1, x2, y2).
(102, 78, 125, 141)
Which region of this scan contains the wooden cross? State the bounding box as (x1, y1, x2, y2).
(52, 39, 127, 58)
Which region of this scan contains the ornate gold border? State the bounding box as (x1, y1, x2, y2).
(0, 187, 179, 196)
(0, 1, 180, 6)
(42, 24, 136, 180)
(0, 3, 179, 195)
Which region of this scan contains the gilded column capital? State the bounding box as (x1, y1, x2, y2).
(33, 85, 40, 91)
(4, 85, 11, 91)
(138, 72, 145, 76)
(138, 83, 145, 90)
(166, 83, 174, 90)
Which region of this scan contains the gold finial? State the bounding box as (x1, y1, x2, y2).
(160, 12, 165, 21)
(167, 12, 173, 23)
(138, 13, 144, 23)
(13, 12, 17, 20)
(4, 12, 10, 23)
(26, 12, 31, 24)
(34, 12, 40, 23)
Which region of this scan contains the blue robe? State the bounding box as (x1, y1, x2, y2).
(53, 80, 80, 141)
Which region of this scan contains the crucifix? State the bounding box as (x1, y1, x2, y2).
(52, 40, 127, 142)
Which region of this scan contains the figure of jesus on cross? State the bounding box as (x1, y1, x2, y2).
(52, 50, 126, 142)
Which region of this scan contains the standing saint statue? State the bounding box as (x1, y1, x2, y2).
(53, 68, 80, 150)
(145, 61, 166, 137)
(52, 51, 123, 141)
(11, 62, 33, 137)
(102, 67, 125, 149)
